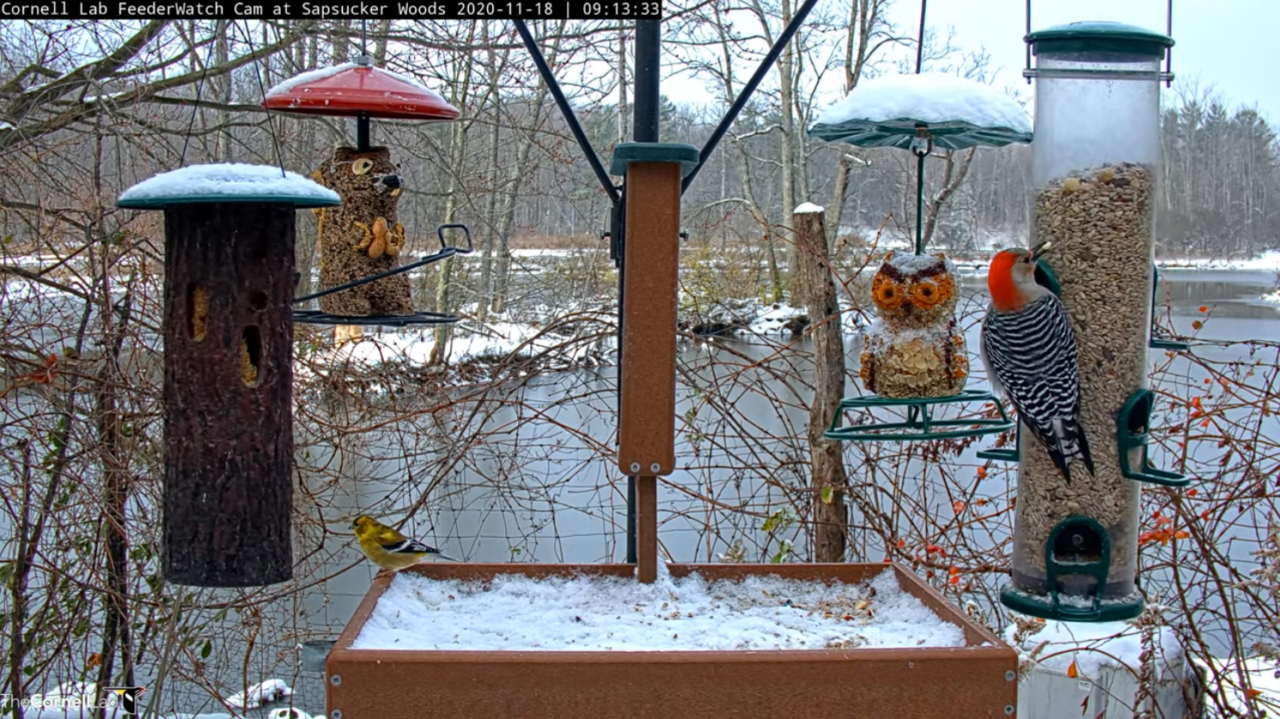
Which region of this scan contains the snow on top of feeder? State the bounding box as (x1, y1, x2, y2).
(117, 163, 340, 210)
(794, 202, 825, 214)
(884, 251, 957, 274)
(350, 568, 966, 652)
(1003, 618, 1184, 678)
(811, 73, 1032, 150)
(264, 62, 359, 98)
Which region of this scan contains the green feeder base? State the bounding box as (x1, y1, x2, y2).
(1000, 585, 1144, 622)
(824, 389, 1015, 442)
(1001, 515, 1144, 622)
(976, 424, 1020, 463)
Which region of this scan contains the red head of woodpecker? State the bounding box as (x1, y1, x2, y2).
(987, 240, 1053, 313)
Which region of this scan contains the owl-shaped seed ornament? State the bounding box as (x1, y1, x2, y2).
(859, 251, 968, 398)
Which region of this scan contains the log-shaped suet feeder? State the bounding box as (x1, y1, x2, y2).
(118, 163, 340, 587)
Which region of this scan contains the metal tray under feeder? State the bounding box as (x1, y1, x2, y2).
(324, 563, 1018, 719)
(117, 164, 340, 587)
(292, 223, 474, 327)
(824, 389, 1015, 442)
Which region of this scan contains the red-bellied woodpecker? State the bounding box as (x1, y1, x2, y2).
(980, 241, 1095, 482)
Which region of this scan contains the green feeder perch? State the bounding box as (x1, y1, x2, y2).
(809, 72, 1032, 444)
(1117, 389, 1189, 487)
(118, 163, 339, 587)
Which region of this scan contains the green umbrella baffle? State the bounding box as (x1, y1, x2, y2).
(808, 72, 1033, 445)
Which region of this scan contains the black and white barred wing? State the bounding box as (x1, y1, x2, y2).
(981, 294, 1095, 480)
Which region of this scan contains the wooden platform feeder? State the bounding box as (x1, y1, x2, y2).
(118, 164, 340, 587)
(326, 563, 1017, 719)
(320, 141, 1016, 718)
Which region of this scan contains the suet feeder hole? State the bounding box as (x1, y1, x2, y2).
(262, 59, 474, 330)
(1001, 21, 1184, 622)
(118, 163, 339, 587)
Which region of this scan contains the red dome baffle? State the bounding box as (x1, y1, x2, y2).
(262, 61, 460, 149)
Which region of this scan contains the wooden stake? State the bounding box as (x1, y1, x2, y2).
(793, 206, 848, 562)
(637, 475, 659, 583)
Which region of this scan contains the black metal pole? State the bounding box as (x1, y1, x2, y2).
(915, 152, 925, 255)
(512, 20, 620, 204)
(634, 20, 661, 143)
(356, 111, 371, 152)
(681, 0, 821, 194)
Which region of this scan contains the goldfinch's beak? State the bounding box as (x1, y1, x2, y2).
(1028, 240, 1052, 261)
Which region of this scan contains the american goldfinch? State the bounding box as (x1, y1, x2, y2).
(351, 515, 458, 571)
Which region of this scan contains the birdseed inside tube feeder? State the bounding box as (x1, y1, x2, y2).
(1002, 22, 1175, 621)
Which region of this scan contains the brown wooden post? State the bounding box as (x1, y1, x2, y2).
(611, 143, 699, 583)
(793, 205, 848, 562)
(119, 169, 338, 587)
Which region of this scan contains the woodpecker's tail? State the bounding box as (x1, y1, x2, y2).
(1046, 417, 1096, 483)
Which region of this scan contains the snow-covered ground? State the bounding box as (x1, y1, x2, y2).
(1157, 250, 1280, 272)
(14, 680, 315, 719)
(352, 566, 965, 652)
(324, 314, 611, 372)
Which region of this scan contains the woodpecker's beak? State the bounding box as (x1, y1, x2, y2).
(1028, 241, 1053, 261)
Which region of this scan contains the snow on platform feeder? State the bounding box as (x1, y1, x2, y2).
(117, 163, 338, 209)
(326, 563, 1017, 719)
(810, 72, 1032, 150)
(352, 567, 964, 652)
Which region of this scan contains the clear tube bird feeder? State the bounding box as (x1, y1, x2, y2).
(1002, 21, 1183, 622)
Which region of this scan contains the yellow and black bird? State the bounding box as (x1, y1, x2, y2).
(351, 515, 458, 572)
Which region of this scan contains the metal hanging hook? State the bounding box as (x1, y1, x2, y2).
(915, 0, 927, 74)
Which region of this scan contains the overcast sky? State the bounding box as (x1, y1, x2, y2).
(891, 0, 1277, 121)
(663, 0, 1277, 125)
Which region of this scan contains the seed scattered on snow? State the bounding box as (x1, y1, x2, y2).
(351, 569, 965, 652)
